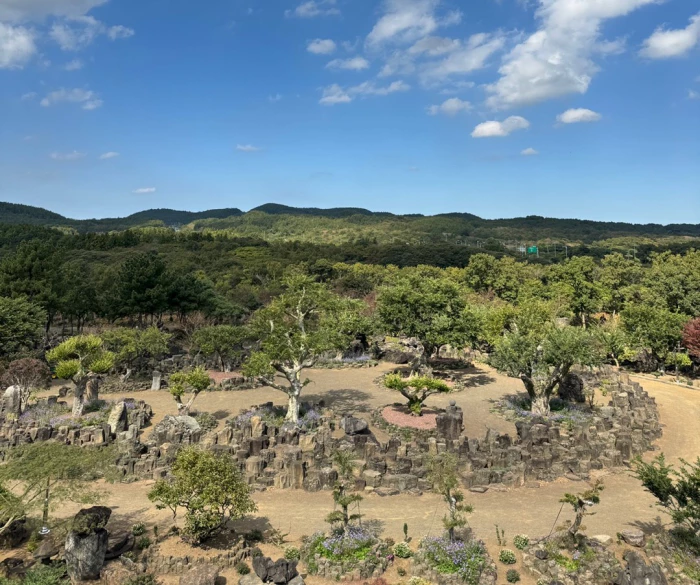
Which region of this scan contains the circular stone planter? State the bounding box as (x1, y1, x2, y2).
(381, 405, 438, 430)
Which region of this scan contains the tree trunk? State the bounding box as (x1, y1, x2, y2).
(569, 509, 584, 536)
(72, 378, 87, 417)
(121, 368, 132, 383)
(531, 394, 550, 415)
(86, 376, 99, 402)
(286, 391, 300, 423)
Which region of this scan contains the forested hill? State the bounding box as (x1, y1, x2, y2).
(2, 201, 700, 245)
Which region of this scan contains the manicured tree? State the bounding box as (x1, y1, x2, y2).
(101, 326, 171, 381)
(560, 480, 604, 538)
(0, 358, 52, 414)
(148, 447, 256, 545)
(243, 273, 364, 423)
(169, 366, 212, 415)
(427, 453, 473, 542)
(0, 296, 46, 360)
(682, 317, 700, 360)
(377, 274, 479, 369)
(0, 443, 116, 536)
(384, 374, 450, 416)
(633, 455, 700, 534)
(191, 325, 247, 371)
(326, 483, 363, 536)
(490, 325, 603, 415)
(46, 335, 115, 416)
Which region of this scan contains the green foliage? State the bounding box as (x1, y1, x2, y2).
(194, 412, 218, 432)
(633, 455, 700, 533)
(46, 335, 115, 380)
(393, 541, 412, 558)
(622, 305, 689, 363)
(148, 447, 256, 545)
(124, 575, 162, 585)
(506, 569, 521, 583)
(325, 483, 363, 533)
(192, 325, 247, 370)
(101, 327, 171, 369)
(18, 563, 66, 585)
(499, 549, 517, 565)
(284, 547, 301, 561)
(560, 480, 604, 536)
(427, 453, 473, 541)
(236, 562, 251, 575)
(169, 366, 212, 413)
(136, 536, 152, 550)
(331, 450, 357, 480)
(132, 522, 146, 536)
(513, 534, 529, 550)
(0, 296, 46, 360)
(384, 373, 450, 416)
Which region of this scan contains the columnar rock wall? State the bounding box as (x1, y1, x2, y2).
(125, 373, 661, 492)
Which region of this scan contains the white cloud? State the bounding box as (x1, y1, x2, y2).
(326, 56, 370, 71)
(319, 80, 409, 105)
(49, 16, 133, 51)
(409, 35, 460, 56)
(40, 87, 102, 110)
(0, 0, 107, 22)
(557, 108, 602, 124)
(50, 150, 86, 160)
(486, 0, 658, 109)
(521, 147, 539, 156)
(21, 91, 37, 100)
(268, 93, 282, 102)
(367, 0, 461, 47)
(471, 115, 529, 137)
(427, 97, 471, 115)
(64, 58, 83, 70)
(99, 151, 119, 159)
(236, 144, 262, 152)
(0, 22, 36, 69)
(286, 0, 339, 18)
(107, 24, 134, 40)
(319, 84, 352, 105)
(420, 32, 505, 85)
(307, 38, 336, 54)
(640, 12, 700, 59)
(689, 89, 699, 100)
(133, 187, 156, 194)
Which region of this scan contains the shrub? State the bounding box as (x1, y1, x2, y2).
(397, 567, 407, 577)
(506, 569, 521, 583)
(284, 547, 300, 561)
(22, 563, 66, 585)
(499, 549, 517, 565)
(407, 577, 432, 585)
(125, 576, 161, 585)
(136, 536, 152, 550)
(194, 411, 218, 433)
(419, 536, 486, 585)
(393, 541, 412, 558)
(236, 562, 251, 575)
(132, 522, 146, 536)
(513, 535, 529, 550)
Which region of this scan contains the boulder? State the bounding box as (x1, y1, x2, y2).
(0, 518, 28, 549)
(179, 563, 219, 585)
(151, 371, 162, 390)
(32, 535, 60, 561)
(2, 386, 21, 416)
(373, 337, 424, 364)
(558, 373, 586, 403)
(287, 576, 305, 585)
(591, 534, 613, 546)
(614, 551, 667, 585)
(240, 574, 264, 585)
(72, 506, 112, 534)
(252, 554, 298, 584)
(340, 415, 368, 435)
(0, 557, 26, 580)
(65, 528, 109, 581)
(107, 402, 128, 434)
(620, 529, 644, 547)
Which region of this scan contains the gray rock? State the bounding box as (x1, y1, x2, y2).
(65, 528, 109, 581)
(253, 555, 298, 584)
(620, 529, 644, 547)
(32, 535, 59, 561)
(179, 563, 219, 585)
(151, 370, 162, 390)
(2, 386, 21, 416)
(614, 551, 667, 585)
(107, 401, 128, 434)
(287, 576, 305, 585)
(72, 506, 112, 534)
(340, 415, 368, 435)
(591, 534, 613, 546)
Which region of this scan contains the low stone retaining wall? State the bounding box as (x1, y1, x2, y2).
(141, 538, 249, 574)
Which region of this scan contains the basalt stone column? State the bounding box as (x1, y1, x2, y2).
(436, 401, 463, 443)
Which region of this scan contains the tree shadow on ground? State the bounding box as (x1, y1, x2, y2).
(630, 516, 669, 534)
(304, 388, 373, 414)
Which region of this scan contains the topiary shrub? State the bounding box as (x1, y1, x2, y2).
(284, 547, 300, 561)
(236, 562, 251, 575)
(499, 549, 517, 565)
(506, 569, 521, 583)
(513, 535, 529, 550)
(393, 541, 412, 558)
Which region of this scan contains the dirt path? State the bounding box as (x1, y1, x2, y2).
(41, 369, 700, 584)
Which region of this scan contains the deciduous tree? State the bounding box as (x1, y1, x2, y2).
(0, 358, 51, 414)
(169, 366, 212, 415)
(191, 325, 247, 371)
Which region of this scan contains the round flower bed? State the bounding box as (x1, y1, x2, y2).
(301, 527, 391, 580)
(381, 405, 438, 430)
(412, 535, 496, 585)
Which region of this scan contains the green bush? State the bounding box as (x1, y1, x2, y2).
(194, 412, 218, 433)
(125, 576, 161, 585)
(23, 563, 66, 585)
(513, 535, 529, 550)
(136, 536, 152, 550)
(397, 567, 407, 577)
(506, 569, 521, 583)
(236, 562, 251, 575)
(393, 541, 412, 558)
(499, 549, 517, 565)
(132, 522, 146, 536)
(284, 547, 300, 561)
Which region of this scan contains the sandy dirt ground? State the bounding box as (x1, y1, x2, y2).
(29, 367, 700, 584)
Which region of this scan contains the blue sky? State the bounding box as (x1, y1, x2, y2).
(1, 0, 699, 224)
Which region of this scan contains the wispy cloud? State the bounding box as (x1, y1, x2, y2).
(236, 144, 262, 152)
(50, 151, 86, 160)
(427, 97, 471, 116)
(0, 23, 36, 69)
(64, 58, 84, 70)
(133, 187, 156, 194)
(99, 151, 119, 159)
(640, 12, 700, 59)
(286, 0, 339, 18)
(40, 87, 103, 110)
(556, 108, 602, 124)
(307, 38, 336, 54)
(521, 147, 539, 156)
(326, 56, 370, 71)
(49, 16, 134, 51)
(320, 80, 410, 105)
